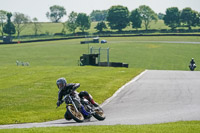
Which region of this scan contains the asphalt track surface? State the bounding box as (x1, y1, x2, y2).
(1, 70, 200, 129)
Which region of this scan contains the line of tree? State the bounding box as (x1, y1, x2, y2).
(47, 5, 200, 32)
(0, 5, 200, 39)
(164, 7, 200, 30)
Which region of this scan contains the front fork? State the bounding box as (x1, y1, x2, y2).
(67, 96, 90, 116)
(68, 96, 79, 112)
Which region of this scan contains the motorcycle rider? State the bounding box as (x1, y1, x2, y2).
(190, 58, 195, 65)
(56, 77, 98, 120)
(78, 91, 98, 107)
(189, 58, 196, 69)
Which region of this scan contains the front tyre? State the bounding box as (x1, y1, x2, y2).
(64, 111, 72, 121)
(67, 105, 84, 123)
(93, 107, 106, 121)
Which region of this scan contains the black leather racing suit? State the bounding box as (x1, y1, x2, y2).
(190, 60, 195, 65)
(57, 83, 80, 102)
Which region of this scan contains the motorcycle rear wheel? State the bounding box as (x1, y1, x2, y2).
(93, 107, 106, 121)
(67, 105, 84, 123)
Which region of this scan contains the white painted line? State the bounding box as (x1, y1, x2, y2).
(101, 70, 148, 107)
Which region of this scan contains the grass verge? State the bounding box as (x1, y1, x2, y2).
(0, 66, 143, 124)
(0, 36, 200, 71)
(0, 121, 200, 133)
(1, 36, 200, 131)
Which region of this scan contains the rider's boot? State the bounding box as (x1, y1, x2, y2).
(81, 105, 91, 121)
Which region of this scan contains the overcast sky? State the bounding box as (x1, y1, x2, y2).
(0, 0, 200, 22)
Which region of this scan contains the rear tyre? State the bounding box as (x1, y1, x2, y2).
(93, 107, 106, 121)
(67, 105, 84, 123)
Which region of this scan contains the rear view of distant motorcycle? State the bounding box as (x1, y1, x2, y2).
(189, 58, 196, 71)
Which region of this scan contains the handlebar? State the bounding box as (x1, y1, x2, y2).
(56, 94, 71, 108)
(56, 88, 78, 109)
(62, 94, 69, 101)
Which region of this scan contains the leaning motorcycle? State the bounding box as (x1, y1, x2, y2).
(189, 63, 196, 71)
(57, 89, 106, 123)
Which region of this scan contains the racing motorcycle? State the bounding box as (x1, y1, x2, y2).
(57, 89, 106, 123)
(189, 63, 196, 71)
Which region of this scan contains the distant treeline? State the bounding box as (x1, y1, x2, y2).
(0, 5, 200, 40)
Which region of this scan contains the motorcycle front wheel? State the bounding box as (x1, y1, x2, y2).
(64, 111, 72, 120)
(67, 105, 84, 123)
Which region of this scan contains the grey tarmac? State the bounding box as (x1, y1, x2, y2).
(1, 70, 200, 129)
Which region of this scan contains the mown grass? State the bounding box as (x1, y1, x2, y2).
(106, 36, 200, 70)
(10, 21, 165, 36)
(8, 20, 200, 36)
(0, 121, 200, 133)
(0, 39, 86, 66)
(0, 36, 200, 70)
(0, 36, 200, 132)
(0, 66, 142, 124)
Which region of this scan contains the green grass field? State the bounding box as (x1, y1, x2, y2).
(0, 121, 200, 133)
(0, 66, 142, 124)
(11, 21, 168, 36)
(8, 20, 200, 37)
(0, 36, 200, 70)
(0, 36, 200, 132)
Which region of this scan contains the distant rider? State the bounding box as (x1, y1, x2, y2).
(189, 58, 196, 71)
(190, 58, 195, 66)
(56, 78, 98, 120)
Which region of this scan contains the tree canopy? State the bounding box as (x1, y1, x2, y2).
(95, 21, 107, 32)
(138, 5, 158, 31)
(158, 13, 165, 20)
(180, 7, 199, 30)
(3, 13, 16, 36)
(76, 13, 91, 33)
(90, 10, 108, 22)
(0, 10, 8, 36)
(66, 11, 78, 34)
(107, 5, 130, 31)
(32, 17, 42, 36)
(130, 9, 142, 30)
(163, 7, 180, 30)
(13, 12, 30, 38)
(46, 5, 66, 23)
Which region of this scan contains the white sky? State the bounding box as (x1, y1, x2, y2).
(0, 0, 200, 22)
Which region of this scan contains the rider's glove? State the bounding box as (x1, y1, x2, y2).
(56, 100, 63, 107)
